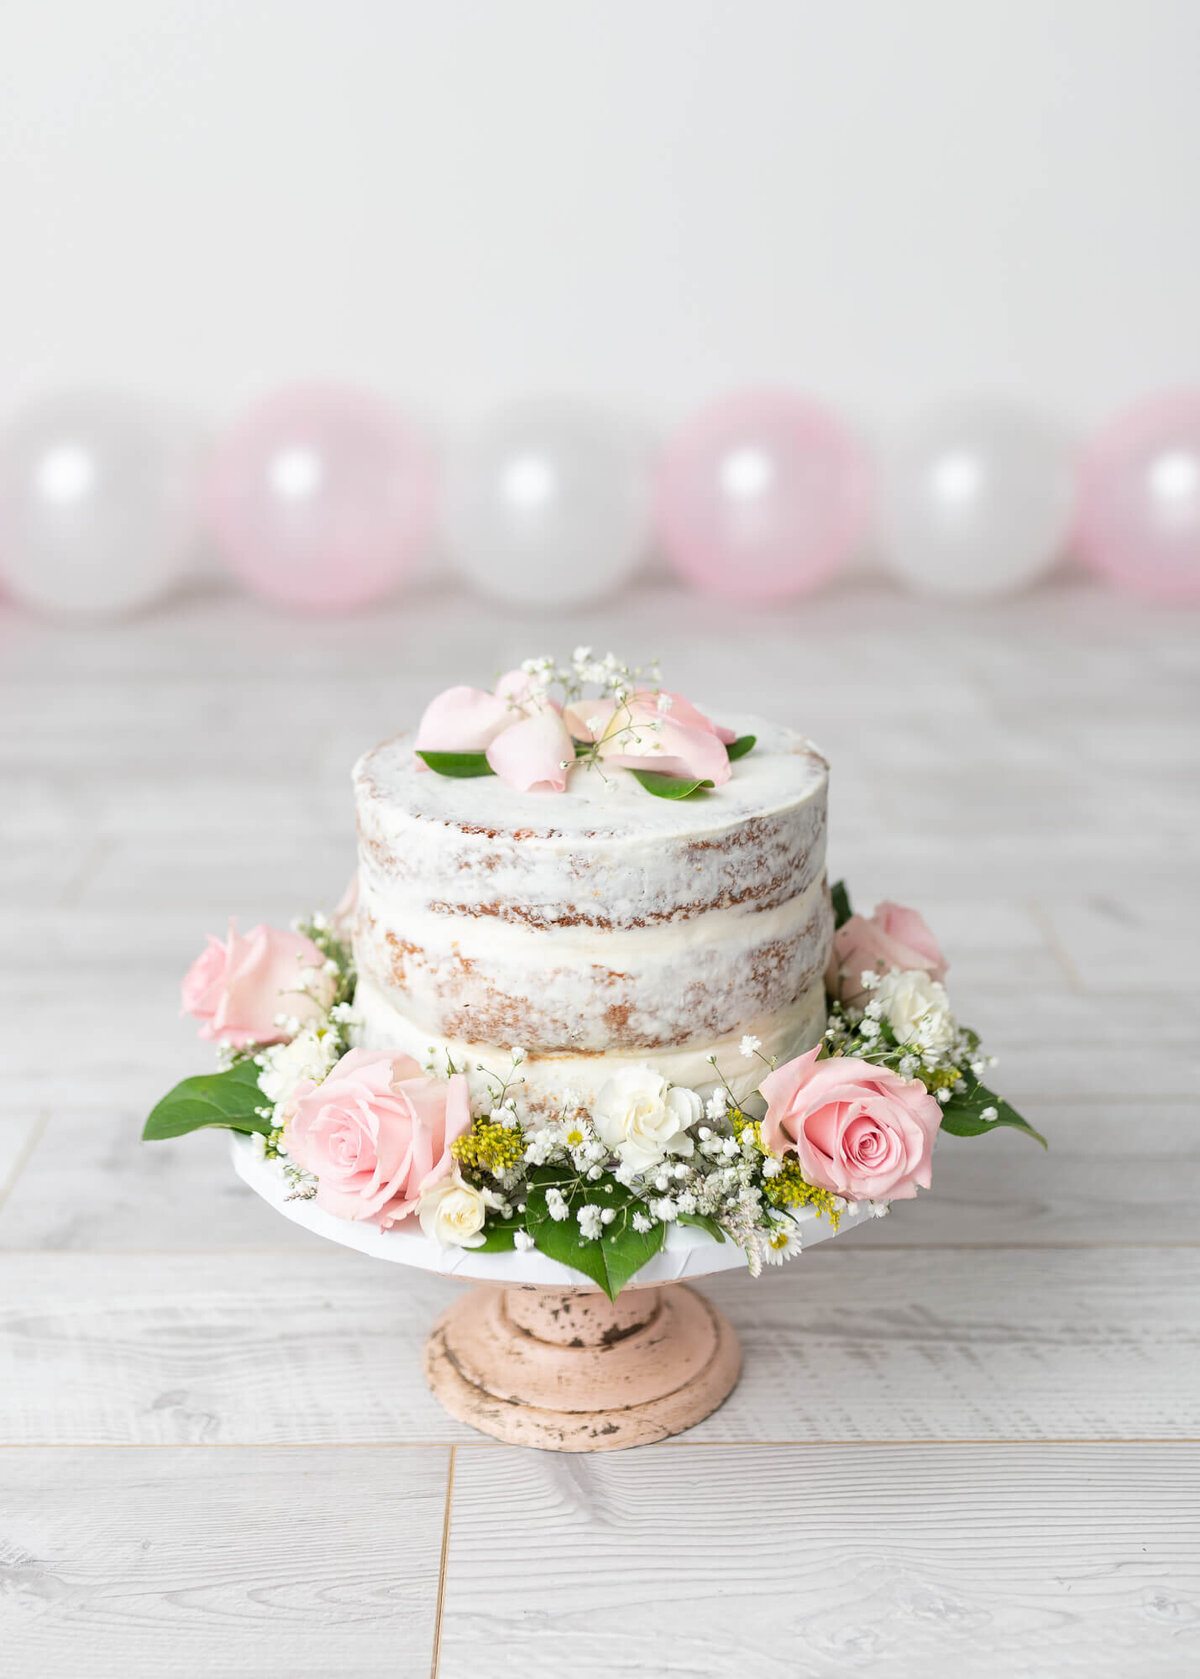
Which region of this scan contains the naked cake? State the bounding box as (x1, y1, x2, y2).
(351, 713, 832, 1109)
(150, 647, 1039, 1338)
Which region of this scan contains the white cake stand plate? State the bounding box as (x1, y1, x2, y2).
(231, 1135, 871, 1452)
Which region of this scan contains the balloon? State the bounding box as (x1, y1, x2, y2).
(654, 390, 869, 600)
(880, 403, 1075, 598)
(205, 384, 435, 611)
(1077, 391, 1200, 600)
(445, 400, 651, 609)
(0, 392, 200, 617)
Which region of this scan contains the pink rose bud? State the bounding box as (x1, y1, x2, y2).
(180, 920, 335, 1048)
(760, 1047, 942, 1202)
(826, 900, 947, 1009)
(283, 1047, 471, 1227)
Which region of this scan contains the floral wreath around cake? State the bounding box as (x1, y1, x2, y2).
(144, 653, 1045, 1298)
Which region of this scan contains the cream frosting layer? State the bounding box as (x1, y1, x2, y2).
(353, 971, 829, 1111)
(350, 711, 832, 1092)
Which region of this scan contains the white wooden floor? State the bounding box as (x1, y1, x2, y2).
(2, 578, 1198, 1678)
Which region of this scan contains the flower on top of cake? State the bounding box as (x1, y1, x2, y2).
(412, 648, 755, 798)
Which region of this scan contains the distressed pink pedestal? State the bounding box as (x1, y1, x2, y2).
(423, 1280, 742, 1451)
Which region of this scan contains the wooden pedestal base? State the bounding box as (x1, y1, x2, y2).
(423, 1280, 742, 1452)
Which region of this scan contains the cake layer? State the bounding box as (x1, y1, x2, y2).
(354, 970, 830, 1111)
(350, 713, 832, 1100)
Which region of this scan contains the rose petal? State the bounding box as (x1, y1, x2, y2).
(486, 709, 574, 792)
(874, 901, 948, 978)
(603, 719, 732, 786)
(562, 697, 613, 743)
(413, 685, 513, 754)
(658, 691, 738, 744)
(801, 1098, 847, 1162)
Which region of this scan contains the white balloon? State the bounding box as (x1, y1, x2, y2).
(880, 403, 1076, 597)
(446, 401, 651, 608)
(0, 392, 200, 617)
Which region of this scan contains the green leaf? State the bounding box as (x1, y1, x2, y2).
(572, 738, 593, 758)
(830, 879, 853, 929)
(529, 1211, 613, 1293)
(415, 750, 495, 778)
(630, 770, 715, 800)
(143, 1059, 270, 1141)
(677, 1211, 726, 1243)
(599, 1211, 667, 1298)
(726, 734, 756, 762)
(939, 1078, 1047, 1148)
(524, 1167, 666, 1298)
(475, 1216, 524, 1252)
(530, 1206, 666, 1300)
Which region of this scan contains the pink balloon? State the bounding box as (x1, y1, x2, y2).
(205, 384, 435, 611)
(1078, 391, 1200, 600)
(655, 390, 870, 600)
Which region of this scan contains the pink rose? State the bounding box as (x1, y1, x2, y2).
(563, 688, 735, 786)
(284, 1046, 471, 1227)
(414, 669, 573, 793)
(826, 900, 947, 1009)
(759, 1046, 941, 1201)
(181, 920, 335, 1048)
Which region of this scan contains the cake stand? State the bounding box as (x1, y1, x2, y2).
(231, 1135, 871, 1452)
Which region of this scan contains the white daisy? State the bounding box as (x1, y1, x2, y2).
(761, 1221, 803, 1264)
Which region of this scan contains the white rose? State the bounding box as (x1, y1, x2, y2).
(417, 1172, 496, 1248)
(592, 1067, 700, 1174)
(876, 970, 956, 1057)
(257, 1025, 341, 1114)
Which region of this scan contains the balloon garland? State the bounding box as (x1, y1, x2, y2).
(0, 384, 1196, 617)
(204, 384, 435, 613)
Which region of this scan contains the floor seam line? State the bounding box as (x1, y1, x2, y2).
(0, 1110, 50, 1219)
(430, 1444, 456, 1679)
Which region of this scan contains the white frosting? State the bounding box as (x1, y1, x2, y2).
(350, 711, 832, 1105)
(354, 969, 829, 1109)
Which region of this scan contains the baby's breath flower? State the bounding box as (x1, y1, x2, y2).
(577, 1204, 604, 1241)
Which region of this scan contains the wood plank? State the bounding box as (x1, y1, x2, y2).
(439, 1442, 1200, 1679)
(0, 1446, 448, 1679)
(0, 1109, 320, 1253)
(1, 1249, 1197, 1447)
(0, 1114, 45, 1212)
(0, 1251, 471, 1446)
(848, 1096, 1200, 1247)
(925, 986, 1200, 1103)
(1038, 892, 1200, 995)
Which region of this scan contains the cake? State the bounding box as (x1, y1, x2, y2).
(149, 649, 1038, 1333)
(350, 715, 833, 1108)
(140, 651, 1046, 1451)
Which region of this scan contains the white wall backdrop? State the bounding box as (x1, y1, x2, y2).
(0, 0, 1196, 429)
